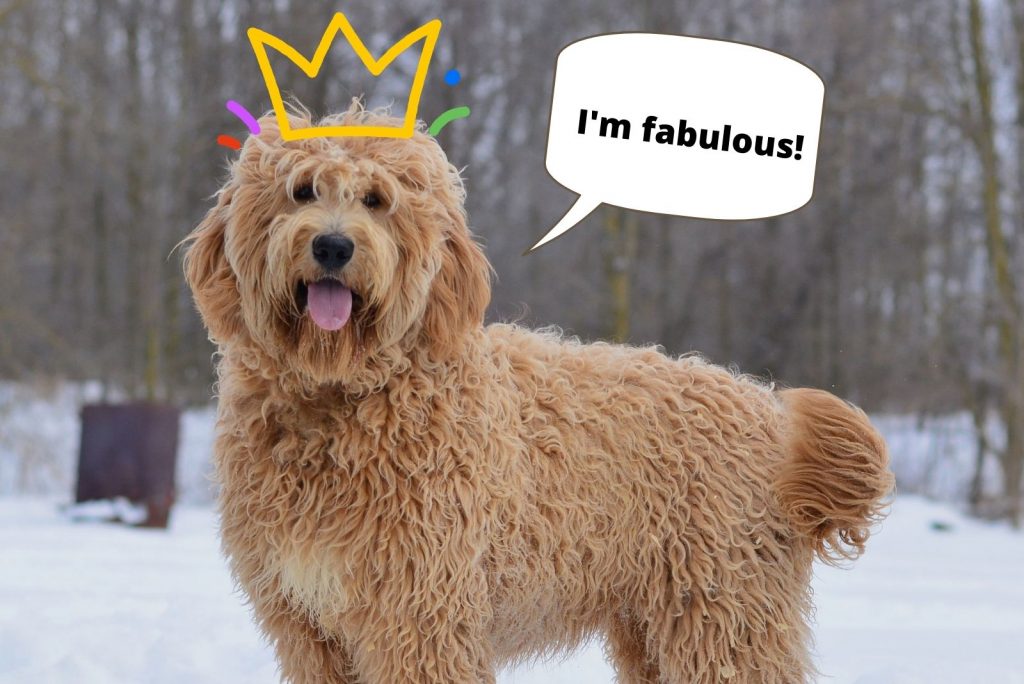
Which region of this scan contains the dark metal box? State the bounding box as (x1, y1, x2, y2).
(75, 403, 180, 528)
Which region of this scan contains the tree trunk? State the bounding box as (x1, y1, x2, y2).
(968, 0, 1023, 526)
(604, 207, 638, 343)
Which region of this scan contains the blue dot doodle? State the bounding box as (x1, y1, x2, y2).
(444, 69, 461, 86)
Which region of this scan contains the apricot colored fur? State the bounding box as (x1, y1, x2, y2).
(183, 103, 894, 683)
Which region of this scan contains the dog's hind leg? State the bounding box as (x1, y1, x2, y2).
(643, 588, 814, 683)
(604, 614, 660, 684)
(632, 532, 814, 683)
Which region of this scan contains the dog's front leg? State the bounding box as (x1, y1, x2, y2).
(340, 555, 495, 683)
(229, 550, 357, 684)
(256, 591, 358, 684)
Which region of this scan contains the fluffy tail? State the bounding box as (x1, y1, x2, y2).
(774, 388, 894, 563)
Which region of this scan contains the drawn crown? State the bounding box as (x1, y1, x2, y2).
(247, 13, 441, 140)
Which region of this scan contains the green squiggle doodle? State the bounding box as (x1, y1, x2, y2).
(428, 106, 471, 135)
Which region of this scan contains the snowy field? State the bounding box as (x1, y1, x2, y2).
(2, 495, 1022, 684)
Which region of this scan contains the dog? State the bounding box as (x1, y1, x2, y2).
(184, 103, 893, 683)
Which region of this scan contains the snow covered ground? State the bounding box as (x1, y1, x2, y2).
(2, 495, 1021, 684)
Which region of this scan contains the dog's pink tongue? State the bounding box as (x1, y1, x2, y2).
(307, 280, 352, 331)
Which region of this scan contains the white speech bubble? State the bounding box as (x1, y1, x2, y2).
(530, 34, 824, 251)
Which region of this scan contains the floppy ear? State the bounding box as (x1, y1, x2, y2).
(183, 186, 243, 343)
(420, 222, 492, 359)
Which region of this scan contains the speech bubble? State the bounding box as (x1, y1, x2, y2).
(530, 34, 825, 251)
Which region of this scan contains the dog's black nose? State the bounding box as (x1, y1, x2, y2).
(312, 234, 354, 271)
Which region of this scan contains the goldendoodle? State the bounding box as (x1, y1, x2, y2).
(184, 103, 893, 684)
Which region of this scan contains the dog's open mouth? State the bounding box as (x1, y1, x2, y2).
(295, 278, 359, 331)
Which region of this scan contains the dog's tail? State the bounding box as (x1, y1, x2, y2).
(774, 388, 894, 563)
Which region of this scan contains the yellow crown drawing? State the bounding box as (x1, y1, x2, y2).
(247, 13, 441, 140)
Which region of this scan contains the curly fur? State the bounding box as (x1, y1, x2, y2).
(183, 102, 894, 683)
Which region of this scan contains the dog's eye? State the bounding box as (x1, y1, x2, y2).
(362, 191, 382, 209)
(291, 183, 316, 203)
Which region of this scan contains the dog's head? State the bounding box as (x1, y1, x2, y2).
(183, 104, 491, 387)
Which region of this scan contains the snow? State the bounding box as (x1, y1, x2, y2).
(2, 495, 1021, 684)
(812, 496, 1024, 684)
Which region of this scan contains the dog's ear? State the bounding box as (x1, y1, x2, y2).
(183, 185, 243, 343)
(421, 222, 492, 359)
